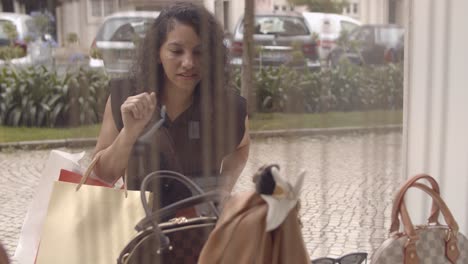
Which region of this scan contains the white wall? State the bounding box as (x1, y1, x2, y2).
(56, 1, 81, 47)
(359, 0, 388, 24)
(56, 0, 112, 49)
(229, 0, 244, 33)
(204, 0, 215, 13)
(404, 0, 468, 234)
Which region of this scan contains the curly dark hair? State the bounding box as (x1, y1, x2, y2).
(130, 2, 231, 102)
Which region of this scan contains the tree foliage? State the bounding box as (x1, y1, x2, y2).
(288, 0, 349, 14)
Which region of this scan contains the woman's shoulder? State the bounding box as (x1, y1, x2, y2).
(224, 89, 247, 113)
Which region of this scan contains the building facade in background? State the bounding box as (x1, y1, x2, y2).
(1, 0, 404, 50)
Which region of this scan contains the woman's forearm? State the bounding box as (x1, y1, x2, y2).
(94, 127, 139, 183)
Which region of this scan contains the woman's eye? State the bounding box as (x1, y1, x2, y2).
(170, 49, 183, 54)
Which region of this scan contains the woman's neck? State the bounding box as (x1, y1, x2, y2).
(161, 85, 194, 121)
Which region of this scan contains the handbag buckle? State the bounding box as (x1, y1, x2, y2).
(445, 228, 453, 242)
(169, 217, 188, 224)
(156, 245, 173, 255)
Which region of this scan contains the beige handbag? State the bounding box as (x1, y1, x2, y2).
(372, 174, 468, 264)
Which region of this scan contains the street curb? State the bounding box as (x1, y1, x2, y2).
(249, 124, 402, 138)
(0, 125, 402, 151)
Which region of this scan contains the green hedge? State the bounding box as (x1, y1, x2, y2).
(0, 65, 109, 127)
(0, 61, 402, 127)
(233, 61, 403, 113)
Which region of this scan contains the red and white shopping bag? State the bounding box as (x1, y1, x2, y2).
(14, 150, 124, 264)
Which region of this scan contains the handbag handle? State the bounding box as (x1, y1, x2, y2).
(135, 190, 223, 231)
(398, 182, 460, 264)
(389, 174, 441, 233)
(139, 171, 219, 223)
(138, 171, 221, 252)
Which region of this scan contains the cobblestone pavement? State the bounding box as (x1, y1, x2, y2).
(0, 131, 403, 263)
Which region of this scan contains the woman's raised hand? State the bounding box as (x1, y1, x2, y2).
(120, 92, 157, 138)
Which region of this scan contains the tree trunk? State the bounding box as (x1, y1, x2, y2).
(241, 0, 256, 115)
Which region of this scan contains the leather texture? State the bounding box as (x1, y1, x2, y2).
(118, 218, 216, 264)
(198, 192, 310, 264)
(118, 171, 221, 264)
(372, 175, 468, 264)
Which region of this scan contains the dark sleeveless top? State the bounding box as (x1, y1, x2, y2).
(109, 78, 247, 208)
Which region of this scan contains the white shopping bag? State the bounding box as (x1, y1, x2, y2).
(35, 181, 145, 264)
(13, 150, 85, 264)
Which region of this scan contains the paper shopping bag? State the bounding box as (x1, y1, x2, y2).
(59, 168, 124, 189)
(35, 181, 146, 264)
(59, 169, 112, 187)
(14, 150, 85, 264)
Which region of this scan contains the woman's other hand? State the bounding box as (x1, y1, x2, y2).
(121, 92, 157, 138)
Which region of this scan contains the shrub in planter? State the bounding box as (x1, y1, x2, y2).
(324, 61, 364, 111)
(302, 70, 334, 112)
(0, 65, 109, 127)
(66, 67, 109, 126)
(230, 61, 403, 113)
(0, 46, 26, 61)
(0, 65, 67, 126)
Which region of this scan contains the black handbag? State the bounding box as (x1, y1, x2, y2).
(117, 170, 224, 264)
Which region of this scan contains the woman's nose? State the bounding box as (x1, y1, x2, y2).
(182, 54, 194, 69)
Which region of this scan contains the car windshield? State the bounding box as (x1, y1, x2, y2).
(96, 17, 154, 41)
(375, 27, 404, 45)
(241, 16, 310, 36)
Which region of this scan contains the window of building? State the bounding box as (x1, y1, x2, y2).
(345, 5, 350, 13)
(89, 0, 116, 18)
(274, 5, 279, 11)
(353, 3, 359, 14)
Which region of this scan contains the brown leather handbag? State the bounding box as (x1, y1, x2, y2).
(117, 171, 223, 264)
(198, 194, 311, 264)
(372, 174, 468, 264)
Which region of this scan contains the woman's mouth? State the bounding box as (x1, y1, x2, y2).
(177, 73, 198, 80)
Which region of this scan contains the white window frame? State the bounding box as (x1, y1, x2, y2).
(86, 0, 118, 23)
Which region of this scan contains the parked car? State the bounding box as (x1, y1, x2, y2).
(230, 11, 320, 71)
(302, 12, 361, 60)
(328, 24, 404, 67)
(0, 12, 54, 66)
(89, 11, 160, 76)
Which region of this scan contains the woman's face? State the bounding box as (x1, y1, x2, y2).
(159, 20, 202, 94)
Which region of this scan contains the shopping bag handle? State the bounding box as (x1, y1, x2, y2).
(389, 173, 441, 233)
(76, 150, 129, 196)
(398, 182, 460, 264)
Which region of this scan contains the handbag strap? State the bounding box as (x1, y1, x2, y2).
(140, 171, 218, 217)
(138, 171, 221, 253)
(135, 191, 223, 231)
(398, 182, 460, 264)
(389, 174, 441, 233)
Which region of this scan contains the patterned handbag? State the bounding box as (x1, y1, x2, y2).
(117, 171, 223, 264)
(372, 174, 468, 264)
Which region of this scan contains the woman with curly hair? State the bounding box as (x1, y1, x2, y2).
(93, 2, 250, 211)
